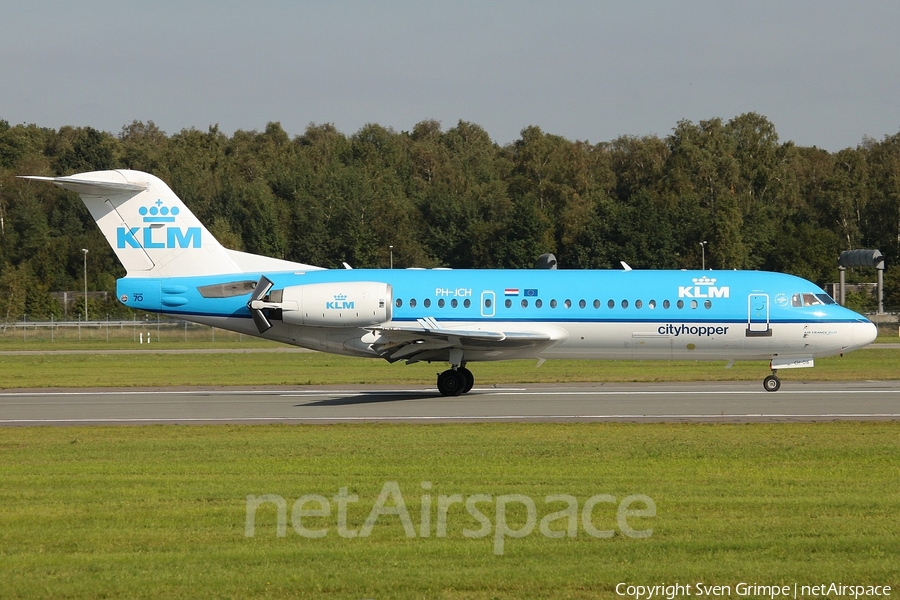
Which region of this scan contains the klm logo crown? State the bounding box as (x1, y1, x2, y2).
(116, 198, 201, 250)
(679, 275, 729, 299)
(692, 276, 716, 285)
(326, 293, 354, 310)
(139, 199, 181, 223)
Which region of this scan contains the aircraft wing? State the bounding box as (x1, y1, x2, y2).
(366, 317, 557, 363)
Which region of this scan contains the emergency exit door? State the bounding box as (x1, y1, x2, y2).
(481, 290, 495, 317)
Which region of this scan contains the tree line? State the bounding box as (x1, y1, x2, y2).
(0, 113, 898, 320)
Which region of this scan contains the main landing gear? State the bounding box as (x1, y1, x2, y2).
(437, 366, 474, 396)
(763, 370, 781, 392)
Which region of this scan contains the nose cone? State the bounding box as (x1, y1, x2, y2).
(849, 320, 878, 351)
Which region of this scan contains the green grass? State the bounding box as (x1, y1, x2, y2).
(0, 347, 898, 389)
(1, 423, 898, 598)
(0, 323, 281, 349)
(3, 328, 897, 598)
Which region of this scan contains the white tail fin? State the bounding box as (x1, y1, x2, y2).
(21, 170, 319, 277)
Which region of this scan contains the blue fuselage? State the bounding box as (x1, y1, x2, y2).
(116, 268, 875, 363)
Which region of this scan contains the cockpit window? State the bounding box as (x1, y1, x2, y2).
(792, 292, 834, 307)
(802, 293, 822, 306)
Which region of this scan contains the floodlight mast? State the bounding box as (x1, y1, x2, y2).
(81, 248, 89, 321)
(838, 249, 884, 314)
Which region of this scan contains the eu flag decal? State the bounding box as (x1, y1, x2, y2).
(524, 289, 538, 297)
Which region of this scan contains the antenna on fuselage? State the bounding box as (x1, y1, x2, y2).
(535, 253, 557, 269)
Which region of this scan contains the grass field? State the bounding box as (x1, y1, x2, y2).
(2, 331, 898, 598)
(1, 345, 898, 389)
(2, 318, 898, 389)
(1, 423, 898, 599)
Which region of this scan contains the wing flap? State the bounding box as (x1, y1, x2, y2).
(368, 318, 555, 363)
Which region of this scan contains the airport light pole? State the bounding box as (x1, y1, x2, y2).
(389, 245, 393, 269)
(82, 248, 89, 321)
(700, 241, 707, 270)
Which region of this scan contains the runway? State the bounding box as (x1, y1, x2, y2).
(2, 381, 899, 425)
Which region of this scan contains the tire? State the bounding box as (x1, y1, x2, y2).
(437, 369, 465, 396)
(763, 375, 781, 392)
(458, 367, 475, 394)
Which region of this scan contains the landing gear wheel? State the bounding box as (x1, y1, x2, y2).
(763, 375, 781, 392)
(458, 367, 474, 394)
(437, 369, 466, 396)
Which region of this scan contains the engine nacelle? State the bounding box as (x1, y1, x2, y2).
(278, 281, 392, 327)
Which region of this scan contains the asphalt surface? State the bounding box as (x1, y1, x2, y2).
(2, 381, 899, 426)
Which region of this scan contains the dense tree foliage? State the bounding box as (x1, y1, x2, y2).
(0, 114, 898, 319)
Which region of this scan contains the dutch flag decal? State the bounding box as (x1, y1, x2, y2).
(505, 288, 519, 296)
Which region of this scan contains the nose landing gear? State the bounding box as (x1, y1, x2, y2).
(763, 371, 781, 392)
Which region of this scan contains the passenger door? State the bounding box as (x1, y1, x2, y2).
(747, 293, 772, 336)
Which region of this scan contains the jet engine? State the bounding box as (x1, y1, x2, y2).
(248, 278, 392, 332)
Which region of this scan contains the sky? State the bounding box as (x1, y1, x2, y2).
(2, 1, 899, 151)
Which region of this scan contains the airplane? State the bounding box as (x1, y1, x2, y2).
(22, 169, 878, 395)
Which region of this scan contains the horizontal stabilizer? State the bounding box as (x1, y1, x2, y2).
(19, 175, 149, 196)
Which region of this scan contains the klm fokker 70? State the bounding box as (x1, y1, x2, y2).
(23, 170, 877, 394)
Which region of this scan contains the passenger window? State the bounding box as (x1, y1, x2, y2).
(451, 299, 458, 308)
(607, 299, 615, 309)
(648, 300, 656, 309)
(564, 299, 572, 309)
(438, 299, 445, 308)
(424, 299, 431, 308)
(505, 299, 512, 308)
(579, 299, 586, 309)
(484, 298, 492, 308)
(521, 299, 529, 308)
(621, 299, 629, 309)
(704, 300, 712, 309)
(663, 300, 670, 309)
(410, 298, 417, 308)
(395, 299, 403, 308)
(535, 299, 542, 308)
(593, 299, 601, 309)
(676, 300, 684, 309)
(464, 299, 471, 308)
(691, 300, 698, 309)
(549, 299, 558, 308)
(635, 300, 643, 309)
